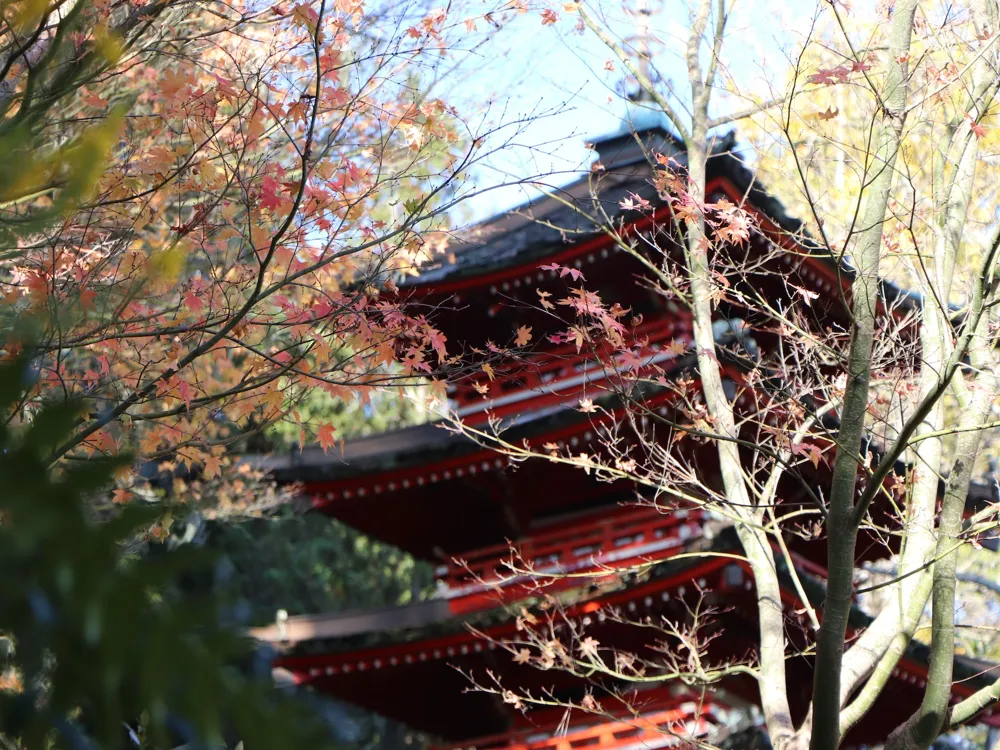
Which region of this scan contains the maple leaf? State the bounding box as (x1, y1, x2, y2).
(427, 327, 448, 362)
(807, 66, 851, 85)
(579, 636, 600, 659)
(540, 8, 558, 24)
(262, 387, 284, 416)
(482, 363, 496, 381)
(817, 106, 839, 120)
(112, 488, 131, 505)
(792, 442, 824, 469)
(429, 379, 448, 404)
(140, 431, 164, 455)
(792, 285, 820, 306)
(619, 192, 651, 211)
(966, 112, 988, 140)
(317, 423, 337, 453)
(515, 325, 532, 346)
(714, 208, 752, 246)
(259, 175, 287, 211)
(513, 648, 532, 664)
(183, 289, 203, 313)
(665, 338, 688, 357)
(537, 289, 555, 310)
(473, 381, 490, 396)
(540, 263, 585, 282)
(619, 349, 648, 371)
(203, 454, 223, 479)
(578, 397, 596, 413)
(176, 379, 194, 410)
(290, 2, 319, 30)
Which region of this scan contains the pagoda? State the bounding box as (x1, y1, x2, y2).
(250, 118, 1000, 749)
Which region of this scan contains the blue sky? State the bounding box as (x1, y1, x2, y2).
(446, 0, 820, 222)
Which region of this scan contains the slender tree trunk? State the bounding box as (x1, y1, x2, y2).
(685, 124, 796, 746)
(808, 4, 919, 748)
(885, 300, 997, 750)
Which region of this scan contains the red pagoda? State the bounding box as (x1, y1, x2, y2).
(251, 122, 1000, 749)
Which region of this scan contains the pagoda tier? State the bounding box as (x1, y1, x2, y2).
(379, 129, 915, 419)
(255, 367, 997, 570)
(429, 688, 760, 750)
(254, 529, 1000, 748)
(250, 123, 999, 748)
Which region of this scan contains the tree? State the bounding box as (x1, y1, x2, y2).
(0, 0, 528, 514)
(0, 355, 340, 750)
(448, 1, 1000, 748)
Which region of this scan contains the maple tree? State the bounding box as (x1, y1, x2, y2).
(0, 0, 521, 514)
(444, 1, 1000, 749)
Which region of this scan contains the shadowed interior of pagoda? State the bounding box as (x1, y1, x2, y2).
(274, 542, 971, 748)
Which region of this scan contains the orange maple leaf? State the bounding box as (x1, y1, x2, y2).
(317, 423, 337, 453)
(515, 325, 533, 347)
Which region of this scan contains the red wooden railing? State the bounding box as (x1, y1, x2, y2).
(450, 316, 694, 420)
(434, 700, 726, 750)
(436, 506, 705, 614)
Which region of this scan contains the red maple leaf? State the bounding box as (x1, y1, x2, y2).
(317, 423, 337, 453)
(966, 112, 988, 140)
(259, 176, 285, 211)
(540, 263, 585, 282)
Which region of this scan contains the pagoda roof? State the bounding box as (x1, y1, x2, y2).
(251, 345, 699, 487)
(253, 528, 1000, 744)
(249, 362, 999, 563)
(252, 528, 990, 672)
(402, 127, 915, 311)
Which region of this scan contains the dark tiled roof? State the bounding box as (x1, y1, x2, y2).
(260, 524, 999, 700)
(409, 169, 654, 287)
(249, 399, 579, 485)
(406, 127, 924, 314)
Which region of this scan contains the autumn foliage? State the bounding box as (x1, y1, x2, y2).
(0, 0, 503, 511)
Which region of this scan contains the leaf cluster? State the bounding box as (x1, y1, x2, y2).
(0, 356, 338, 750)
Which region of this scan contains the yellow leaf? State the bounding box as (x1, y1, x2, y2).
(9, 0, 48, 34)
(93, 23, 125, 64)
(147, 242, 188, 284)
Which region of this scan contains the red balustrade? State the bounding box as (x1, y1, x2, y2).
(437, 506, 705, 614)
(450, 317, 694, 423)
(435, 700, 726, 750)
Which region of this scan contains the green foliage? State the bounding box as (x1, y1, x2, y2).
(0, 0, 134, 247)
(267, 386, 429, 453)
(210, 510, 433, 626)
(208, 504, 434, 750)
(0, 357, 338, 749)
